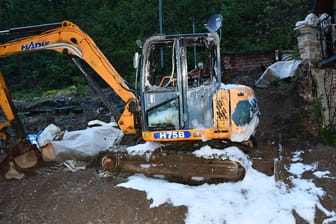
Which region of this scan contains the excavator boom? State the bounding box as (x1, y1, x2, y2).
(0, 20, 139, 134)
(0, 21, 134, 102)
(0, 70, 25, 143)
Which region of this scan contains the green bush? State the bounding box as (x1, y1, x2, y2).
(319, 125, 336, 146)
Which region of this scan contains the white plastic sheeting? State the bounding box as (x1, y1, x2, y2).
(295, 13, 319, 28)
(37, 123, 123, 163)
(37, 123, 62, 148)
(50, 125, 123, 162)
(255, 60, 302, 88)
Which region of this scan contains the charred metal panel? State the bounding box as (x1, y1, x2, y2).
(186, 85, 215, 129)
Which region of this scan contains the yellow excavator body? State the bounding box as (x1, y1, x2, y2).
(0, 19, 266, 184)
(0, 20, 259, 144)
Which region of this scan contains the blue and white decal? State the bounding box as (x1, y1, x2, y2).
(21, 41, 50, 51)
(154, 131, 191, 139)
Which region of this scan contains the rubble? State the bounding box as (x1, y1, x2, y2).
(0, 120, 123, 179)
(0, 139, 41, 180)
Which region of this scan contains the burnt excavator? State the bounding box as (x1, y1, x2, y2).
(0, 16, 275, 184)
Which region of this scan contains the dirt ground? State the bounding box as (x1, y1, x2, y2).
(0, 79, 335, 224)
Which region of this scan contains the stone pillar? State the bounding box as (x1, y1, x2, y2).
(295, 24, 321, 63)
(296, 23, 336, 126)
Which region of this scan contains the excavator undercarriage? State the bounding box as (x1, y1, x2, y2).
(101, 151, 245, 185)
(98, 140, 277, 185)
(100, 147, 245, 185)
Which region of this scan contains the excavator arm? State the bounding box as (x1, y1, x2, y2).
(0, 20, 139, 134)
(0, 70, 25, 144)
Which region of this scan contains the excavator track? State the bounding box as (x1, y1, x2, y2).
(99, 143, 247, 185)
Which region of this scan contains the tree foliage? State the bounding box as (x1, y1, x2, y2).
(0, 0, 313, 94)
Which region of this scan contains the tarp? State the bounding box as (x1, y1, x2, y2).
(37, 122, 123, 163)
(255, 60, 302, 88)
(295, 13, 319, 28)
(50, 125, 123, 162)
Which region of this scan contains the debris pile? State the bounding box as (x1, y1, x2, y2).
(0, 121, 123, 179)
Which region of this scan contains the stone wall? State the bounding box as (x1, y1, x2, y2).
(311, 68, 336, 125)
(295, 16, 336, 126)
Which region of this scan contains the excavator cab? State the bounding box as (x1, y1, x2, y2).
(137, 33, 261, 141)
(136, 15, 260, 143)
(139, 33, 224, 141)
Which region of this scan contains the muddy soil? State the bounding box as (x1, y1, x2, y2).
(0, 82, 335, 224)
